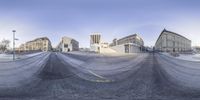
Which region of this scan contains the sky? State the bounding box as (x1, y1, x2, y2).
(0, 0, 200, 48)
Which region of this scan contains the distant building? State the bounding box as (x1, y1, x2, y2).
(101, 42, 109, 48)
(109, 38, 117, 47)
(17, 37, 52, 52)
(57, 36, 79, 52)
(90, 33, 117, 54)
(90, 33, 101, 52)
(110, 34, 144, 53)
(155, 29, 191, 52)
(17, 44, 26, 52)
(192, 46, 200, 53)
(117, 34, 144, 46)
(79, 48, 90, 52)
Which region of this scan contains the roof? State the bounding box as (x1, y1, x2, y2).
(117, 34, 143, 42)
(27, 37, 50, 43)
(90, 32, 101, 35)
(62, 36, 73, 40)
(62, 36, 79, 42)
(155, 29, 191, 45)
(34, 37, 50, 41)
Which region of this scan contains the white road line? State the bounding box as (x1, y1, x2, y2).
(87, 70, 105, 79)
(58, 53, 113, 82)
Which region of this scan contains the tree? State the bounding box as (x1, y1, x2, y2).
(0, 39, 10, 53)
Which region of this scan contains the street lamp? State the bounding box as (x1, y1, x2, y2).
(12, 30, 16, 60)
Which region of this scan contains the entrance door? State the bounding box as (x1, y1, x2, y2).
(125, 45, 129, 53)
(173, 48, 175, 52)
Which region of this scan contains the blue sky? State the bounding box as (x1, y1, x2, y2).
(0, 0, 200, 48)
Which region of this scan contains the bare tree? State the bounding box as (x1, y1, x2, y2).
(0, 39, 10, 53)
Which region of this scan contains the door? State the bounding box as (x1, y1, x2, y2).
(125, 44, 129, 53)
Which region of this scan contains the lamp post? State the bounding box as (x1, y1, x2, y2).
(12, 30, 16, 60)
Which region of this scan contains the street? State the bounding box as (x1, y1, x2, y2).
(0, 52, 200, 100)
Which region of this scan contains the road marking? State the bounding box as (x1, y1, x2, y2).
(87, 70, 113, 82)
(57, 53, 113, 83)
(87, 70, 105, 79)
(95, 79, 112, 83)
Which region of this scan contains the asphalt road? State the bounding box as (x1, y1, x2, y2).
(0, 52, 200, 100)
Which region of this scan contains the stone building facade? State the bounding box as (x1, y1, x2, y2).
(155, 29, 191, 52)
(57, 37, 79, 52)
(110, 34, 144, 53)
(90, 33, 101, 52)
(18, 37, 52, 52)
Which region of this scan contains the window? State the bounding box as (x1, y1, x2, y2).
(64, 44, 68, 48)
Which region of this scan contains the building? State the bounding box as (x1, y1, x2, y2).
(192, 46, 200, 53)
(101, 42, 109, 48)
(109, 38, 117, 47)
(155, 29, 191, 52)
(57, 36, 79, 52)
(17, 37, 52, 52)
(17, 44, 26, 52)
(90, 33, 101, 52)
(89, 33, 117, 54)
(110, 34, 144, 53)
